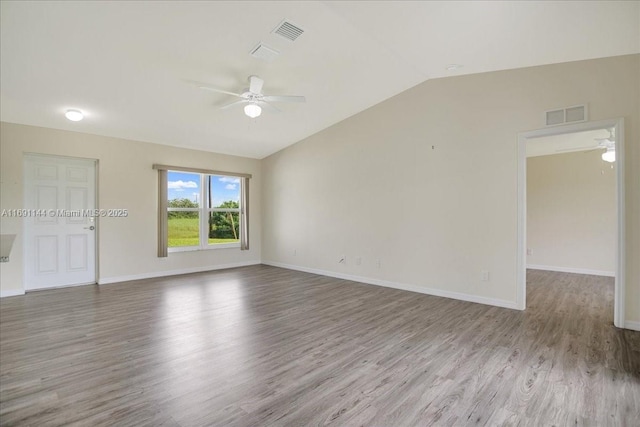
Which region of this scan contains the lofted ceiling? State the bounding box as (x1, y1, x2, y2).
(1, 1, 638, 159)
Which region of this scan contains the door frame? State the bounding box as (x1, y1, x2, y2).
(23, 152, 99, 290)
(516, 118, 625, 328)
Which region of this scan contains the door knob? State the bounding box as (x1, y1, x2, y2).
(84, 226, 95, 230)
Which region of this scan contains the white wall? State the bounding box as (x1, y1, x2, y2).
(0, 123, 261, 296)
(527, 150, 615, 276)
(261, 54, 640, 324)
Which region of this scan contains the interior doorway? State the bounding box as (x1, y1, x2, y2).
(517, 118, 625, 328)
(23, 153, 98, 290)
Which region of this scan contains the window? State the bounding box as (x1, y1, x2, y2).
(154, 164, 250, 257)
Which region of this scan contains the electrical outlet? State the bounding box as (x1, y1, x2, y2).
(376, 259, 381, 268)
(293, 248, 297, 256)
(526, 248, 533, 256)
(355, 257, 362, 266)
(481, 271, 490, 281)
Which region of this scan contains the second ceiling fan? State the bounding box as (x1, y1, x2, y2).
(199, 75, 305, 118)
(555, 128, 616, 162)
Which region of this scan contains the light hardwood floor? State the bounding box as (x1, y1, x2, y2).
(1, 266, 638, 426)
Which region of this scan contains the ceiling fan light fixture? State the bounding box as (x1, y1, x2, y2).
(602, 147, 615, 163)
(244, 103, 262, 118)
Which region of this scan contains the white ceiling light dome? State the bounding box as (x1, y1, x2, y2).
(244, 103, 262, 118)
(65, 109, 84, 121)
(602, 147, 615, 163)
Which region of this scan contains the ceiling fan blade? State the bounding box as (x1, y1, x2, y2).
(555, 145, 601, 153)
(595, 138, 615, 146)
(257, 101, 281, 113)
(198, 85, 245, 98)
(219, 99, 248, 110)
(249, 75, 264, 94)
(263, 95, 306, 103)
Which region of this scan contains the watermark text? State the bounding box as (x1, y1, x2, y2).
(1, 209, 128, 218)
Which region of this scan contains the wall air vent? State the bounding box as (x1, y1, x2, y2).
(250, 43, 280, 62)
(544, 104, 588, 127)
(273, 20, 304, 41)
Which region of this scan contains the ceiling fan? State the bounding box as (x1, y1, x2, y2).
(198, 75, 305, 118)
(555, 128, 616, 162)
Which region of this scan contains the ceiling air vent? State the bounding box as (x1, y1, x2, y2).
(273, 20, 304, 41)
(544, 104, 588, 127)
(250, 43, 280, 62)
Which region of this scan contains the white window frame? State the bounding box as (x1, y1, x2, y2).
(167, 171, 241, 252)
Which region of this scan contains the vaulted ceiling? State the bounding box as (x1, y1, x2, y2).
(1, 1, 638, 158)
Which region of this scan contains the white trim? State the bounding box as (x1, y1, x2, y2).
(263, 261, 518, 310)
(97, 261, 260, 285)
(527, 265, 615, 277)
(168, 243, 240, 253)
(27, 281, 96, 292)
(1, 289, 25, 298)
(624, 321, 640, 332)
(517, 118, 626, 328)
(517, 129, 527, 311)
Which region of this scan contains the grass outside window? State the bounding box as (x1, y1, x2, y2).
(168, 215, 239, 247)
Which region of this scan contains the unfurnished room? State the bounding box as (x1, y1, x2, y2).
(0, 1, 639, 426)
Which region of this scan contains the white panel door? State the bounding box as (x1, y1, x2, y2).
(24, 154, 97, 290)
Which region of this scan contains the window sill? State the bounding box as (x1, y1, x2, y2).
(168, 243, 240, 253)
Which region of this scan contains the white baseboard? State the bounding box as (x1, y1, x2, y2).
(527, 264, 615, 277)
(624, 321, 640, 332)
(262, 261, 518, 310)
(0, 289, 25, 298)
(98, 261, 261, 285)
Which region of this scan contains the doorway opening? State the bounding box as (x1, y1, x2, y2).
(517, 118, 625, 328)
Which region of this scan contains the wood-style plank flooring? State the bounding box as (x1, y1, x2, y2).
(1, 266, 639, 426)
